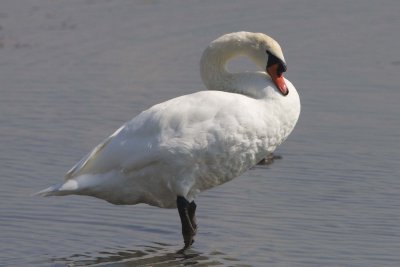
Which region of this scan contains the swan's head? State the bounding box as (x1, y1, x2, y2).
(247, 33, 288, 96)
(201, 32, 289, 96)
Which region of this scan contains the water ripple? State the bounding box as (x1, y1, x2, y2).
(44, 243, 249, 267)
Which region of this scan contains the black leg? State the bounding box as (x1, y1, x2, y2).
(177, 196, 197, 250)
(188, 201, 197, 234)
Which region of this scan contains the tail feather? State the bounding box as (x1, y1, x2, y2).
(33, 185, 61, 197)
(34, 180, 79, 197)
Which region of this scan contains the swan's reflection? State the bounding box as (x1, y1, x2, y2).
(52, 242, 248, 266)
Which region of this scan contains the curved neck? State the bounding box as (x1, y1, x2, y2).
(200, 34, 267, 98)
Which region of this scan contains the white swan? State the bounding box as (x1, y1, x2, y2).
(36, 32, 300, 249)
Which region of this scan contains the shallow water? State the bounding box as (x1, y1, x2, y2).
(1, 0, 400, 266)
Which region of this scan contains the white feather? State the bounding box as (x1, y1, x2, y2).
(35, 32, 300, 209)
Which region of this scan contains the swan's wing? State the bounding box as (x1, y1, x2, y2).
(64, 90, 273, 181)
(65, 125, 123, 179)
(64, 91, 211, 180)
(65, 109, 162, 180)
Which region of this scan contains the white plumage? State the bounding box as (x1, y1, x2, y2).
(36, 32, 300, 210)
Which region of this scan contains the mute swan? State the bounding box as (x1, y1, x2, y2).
(36, 32, 300, 250)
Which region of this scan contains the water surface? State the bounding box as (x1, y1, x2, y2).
(1, 0, 400, 266)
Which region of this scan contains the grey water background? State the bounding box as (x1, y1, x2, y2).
(1, 0, 399, 266)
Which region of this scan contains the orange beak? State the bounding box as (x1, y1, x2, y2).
(267, 63, 289, 96)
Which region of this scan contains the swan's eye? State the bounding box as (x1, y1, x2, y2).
(267, 51, 287, 75)
(266, 52, 280, 68)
